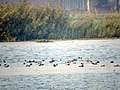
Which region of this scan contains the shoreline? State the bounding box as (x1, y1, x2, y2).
(0, 38, 120, 43)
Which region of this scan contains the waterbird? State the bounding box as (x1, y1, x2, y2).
(42, 59, 45, 62)
(91, 62, 97, 65)
(72, 61, 77, 64)
(25, 60, 35, 63)
(96, 61, 100, 63)
(39, 63, 44, 66)
(113, 64, 120, 67)
(91, 61, 100, 65)
(71, 59, 77, 64)
(66, 60, 72, 63)
(37, 61, 42, 64)
(113, 56, 116, 59)
(4, 64, 9, 68)
(101, 65, 105, 67)
(30, 63, 32, 66)
(60, 59, 62, 61)
(28, 60, 32, 63)
(110, 61, 114, 63)
(66, 63, 70, 66)
(73, 59, 77, 61)
(32, 60, 35, 62)
(26, 65, 30, 67)
(79, 63, 84, 67)
(3, 60, 6, 63)
(53, 63, 58, 67)
(85, 60, 92, 63)
(5, 56, 8, 58)
(78, 57, 82, 59)
(49, 60, 55, 63)
(35, 61, 38, 63)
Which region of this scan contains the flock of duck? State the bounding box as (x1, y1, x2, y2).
(0, 60, 9, 68)
(0, 57, 120, 68)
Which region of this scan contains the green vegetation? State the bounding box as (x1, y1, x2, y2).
(0, 1, 68, 42)
(35, 39, 53, 43)
(0, 1, 120, 42)
(68, 13, 120, 39)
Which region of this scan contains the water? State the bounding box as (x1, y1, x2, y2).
(0, 74, 120, 90)
(0, 39, 120, 90)
(0, 40, 120, 64)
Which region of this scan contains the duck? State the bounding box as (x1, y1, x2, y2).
(60, 59, 62, 61)
(91, 61, 100, 65)
(36, 61, 41, 64)
(3, 60, 6, 63)
(110, 61, 114, 63)
(66, 63, 70, 66)
(79, 63, 84, 67)
(30, 63, 32, 66)
(72, 59, 77, 62)
(91, 62, 97, 65)
(4, 64, 9, 68)
(101, 65, 105, 67)
(26, 64, 31, 67)
(66, 60, 72, 64)
(28, 60, 32, 63)
(78, 57, 82, 59)
(35, 61, 38, 63)
(49, 60, 55, 63)
(96, 61, 100, 63)
(32, 60, 35, 62)
(53, 63, 58, 67)
(39, 63, 44, 66)
(113, 64, 120, 67)
(42, 59, 45, 62)
(72, 61, 77, 64)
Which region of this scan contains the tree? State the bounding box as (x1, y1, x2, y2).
(116, 0, 119, 12)
(87, 0, 90, 16)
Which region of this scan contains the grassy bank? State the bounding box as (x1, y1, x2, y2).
(35, 39, 54, 43)
(38, 38, 120, 42)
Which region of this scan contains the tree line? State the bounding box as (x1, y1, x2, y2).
(0, 1, 120, 42)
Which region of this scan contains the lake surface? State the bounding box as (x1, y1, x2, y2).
(0, 39, 120, 64)
(0, 73, 120, 90)
(0, 39, 120, 90)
